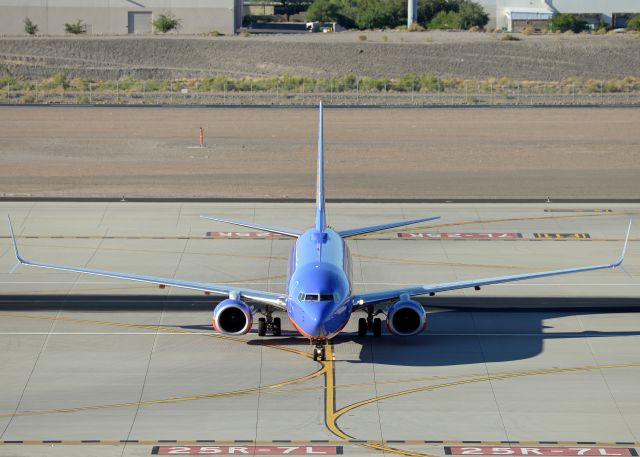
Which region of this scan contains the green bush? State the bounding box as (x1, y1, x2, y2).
(547, 14, 588, 33)
(429, 10, 461, 29)
(24, 17, 38, 35)
(41, 73, 69, 90)
(64, 20, 85, 34)
(153, 13, 181, 33)
(417, 0, 453, 25)
(626, 15, 640, 31)
(306, 0, 341, 22)
(457, 1, 488, 29)
(354, 0, 403, 29)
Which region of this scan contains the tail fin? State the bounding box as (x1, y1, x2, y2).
(315, 101, 326, 232)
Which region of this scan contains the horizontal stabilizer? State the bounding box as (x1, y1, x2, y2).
(200, 215, 303, 238)
(338, 216, 440, 238)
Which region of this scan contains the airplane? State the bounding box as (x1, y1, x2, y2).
(7, 102, 632, 361)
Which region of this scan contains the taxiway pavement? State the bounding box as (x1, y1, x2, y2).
(0, 202, 639, 457)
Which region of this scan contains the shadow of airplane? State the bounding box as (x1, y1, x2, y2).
(1, 295, 639, 367)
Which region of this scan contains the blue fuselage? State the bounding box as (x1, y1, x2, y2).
(285, 228, 353, 340)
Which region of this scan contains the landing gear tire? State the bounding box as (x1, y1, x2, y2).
(313, 346, 326, 361)
(272, 317, 282, 336)
(358, 318, 368, 337)
(258, 318, 266, 336)
(372, 318, 382, 337)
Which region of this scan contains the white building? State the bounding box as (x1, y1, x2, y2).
(0, 0, 243, 36)
(477, 0, 640, 31)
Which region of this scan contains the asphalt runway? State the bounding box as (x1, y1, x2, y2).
(1, 202, 639, 457)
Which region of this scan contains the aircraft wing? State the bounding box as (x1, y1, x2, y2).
(7, 217, 285, 309)
(353, 219, 632, 308)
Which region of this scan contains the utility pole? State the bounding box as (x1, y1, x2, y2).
(407, 0, 417, 27)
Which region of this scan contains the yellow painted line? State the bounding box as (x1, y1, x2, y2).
(334, 363, 640, 421)
(0, 366, 325, 418)
(324, 344, 438, 457)
(0, 312, 322, 418)
(324, 358, 640, 457)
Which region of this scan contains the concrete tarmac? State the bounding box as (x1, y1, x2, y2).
(0, 202, 639, 457)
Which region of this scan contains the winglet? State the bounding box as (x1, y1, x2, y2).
(613, 218, 632, 267)
(7, 215, 26, 264)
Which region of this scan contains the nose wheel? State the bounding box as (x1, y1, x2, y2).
(312, 341, 327, 361)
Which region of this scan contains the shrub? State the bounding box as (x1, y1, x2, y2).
(457, 0, 488, 29)
(547, 14, 588, 33)
(239, 30, 251, 37)
(306, 0, 341, 22)
(153, 13, 181, 33)
(429, 11, 461, 29)
(41, 72, 69, 90)
(358, 34, 367, 41)
(207, 30, 223, 36)
(24, 18, 38, 35)
(64, 20, 85, 34)
(407, 22, 425, 31)
(627, 15, 640, 31)
(522, 26, 535, 35)
(500, 33, 520, 41)
(21, 93, 36, 104)
(354, 0, 404, 29)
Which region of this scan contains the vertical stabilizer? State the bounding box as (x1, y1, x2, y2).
(315, 101, 326, 232)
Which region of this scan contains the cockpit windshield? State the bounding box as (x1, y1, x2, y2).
(299, 293, 334, 302)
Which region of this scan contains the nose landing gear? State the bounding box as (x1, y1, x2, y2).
(312, 340, 327, 361)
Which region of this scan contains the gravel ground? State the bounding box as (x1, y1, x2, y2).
(1, 31, 640, 81)
(1, 106, 639, 199)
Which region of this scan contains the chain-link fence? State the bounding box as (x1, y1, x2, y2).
(3, 80, 640, 106)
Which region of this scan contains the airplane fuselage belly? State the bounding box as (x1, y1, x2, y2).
(286, 228, 353, 340)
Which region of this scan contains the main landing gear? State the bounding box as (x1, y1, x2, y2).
(312, 340, 327, 361)
(358, 306, 382, 337)
(257, 307, 281, 337)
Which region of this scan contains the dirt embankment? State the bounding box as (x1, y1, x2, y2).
(1, 32, 640, 81)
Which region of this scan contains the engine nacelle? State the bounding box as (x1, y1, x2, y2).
(212, 299, 253, 335)
(387, 299, 427, 336)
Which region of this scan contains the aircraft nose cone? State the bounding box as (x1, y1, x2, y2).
(301, 303, 334, 337)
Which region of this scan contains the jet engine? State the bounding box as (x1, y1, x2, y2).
(386, 299, 427, 336)
(212, 299, 253, 335)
